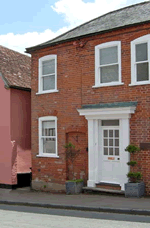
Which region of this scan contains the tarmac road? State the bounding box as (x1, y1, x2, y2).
(0, 204, 150, 227)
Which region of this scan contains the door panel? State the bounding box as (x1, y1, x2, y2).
(100, 124, 122, 184)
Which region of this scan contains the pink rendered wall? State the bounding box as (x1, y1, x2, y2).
(0, 77, 12, 184)
(10, 89, 31, 184)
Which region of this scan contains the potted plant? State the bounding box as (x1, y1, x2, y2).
(64, 142, 84, 194)
(125, 144, 145, 197)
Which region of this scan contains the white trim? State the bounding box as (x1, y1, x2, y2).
(36, 90, 59, 95)
(94, 41, 122, 87)
(92, 82, 124, 88)
(78, 106, 136, 119)
(37, 155, 59, 158)
(120, 118, 130, 190)
(38, 55, 57, 94)
(129, 81, 150, 86)
(131, 34, 150, 86)
(87, 119, 95, 187)
(38, 116, 58, 157)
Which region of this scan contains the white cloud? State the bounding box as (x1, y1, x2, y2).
(52, 0, 129, 28)
(0, 27, 69, 54)
(0, 0, 147, 54)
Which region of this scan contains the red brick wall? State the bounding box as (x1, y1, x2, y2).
(31, 22, 150, 194)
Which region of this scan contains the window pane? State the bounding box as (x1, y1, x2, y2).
(104, 139, 108, 146)
(115, 148, 119, 156)
(109, 148, 113, 155)
(109, 130, 113, 137)
(115, 130, 119, 137)
(104, 130, 108, 137)
(42, 121, 55, 136)
(104, 147, 108, 155)
(109, 139, 113, 146)
(102, 120, 119, 126)
(137, 62, 149, 81)
(43, 138, 56, 154)
(136, 43, 148, 62)
(100, 46, 118, 65)
(43, 75, 55, 90)
(42, 59, 55, 75)
(100, 65, 118, 83)
(115, 139, 119, 147)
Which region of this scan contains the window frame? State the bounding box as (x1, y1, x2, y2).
(102, 127, 120, 158)
(130, 34, 150, 86)
(93, 41, 123, 88)
(37, 116, 59, 158)
(37, 54, 58, 94)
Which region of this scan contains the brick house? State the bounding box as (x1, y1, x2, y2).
(26, 2, 150, 194)
(0, 46, 31, 188)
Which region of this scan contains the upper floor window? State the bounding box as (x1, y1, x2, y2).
(94, 41, 122, 88)
(131, 34, 150, 86)
(38, 55, 58, 94)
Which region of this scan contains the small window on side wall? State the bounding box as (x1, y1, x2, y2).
(38, 55, 58, 94)
(38, 116, 58, 157)
(130, 34, 150, 86)
(94, 41, 122, 88)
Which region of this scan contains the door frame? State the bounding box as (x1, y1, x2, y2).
(78, 106, 136, 190)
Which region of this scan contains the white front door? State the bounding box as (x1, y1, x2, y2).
(78, 105, 136, 190)
(100, 122, 121, 184)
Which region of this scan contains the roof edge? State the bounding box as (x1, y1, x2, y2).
(9, 85, 31, 91)
(26, 20, 150, 53)
(26, 1, 150, 53)
(81, 101, 138, 109)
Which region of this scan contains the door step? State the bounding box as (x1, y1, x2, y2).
(83, 186, 124, 194)
(96, 182, 121, 190)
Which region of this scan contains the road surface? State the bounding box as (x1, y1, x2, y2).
(0, 204, 150, 227)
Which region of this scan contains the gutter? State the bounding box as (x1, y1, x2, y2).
(9, 85, 31, 92)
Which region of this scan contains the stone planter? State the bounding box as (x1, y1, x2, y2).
(125, 182, 145, 198)
(66, 180, 84, 194)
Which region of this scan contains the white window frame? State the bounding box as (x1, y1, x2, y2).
(36, 54, 58, 94)
(37, 116, 59, 158)
(93, 41, 123, 88)
(102, 126, 120, 161)
(130, 34, 150, 86)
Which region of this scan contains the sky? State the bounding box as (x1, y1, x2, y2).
(0, 0, 149, 54)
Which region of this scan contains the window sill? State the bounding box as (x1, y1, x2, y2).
(36, 90, 59, 95)
(37, 154, 59, 158)
(92, 82, 124, 88)
(129, 81, 150, 86)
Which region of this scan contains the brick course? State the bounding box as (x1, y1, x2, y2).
(31, 23, 150, 194)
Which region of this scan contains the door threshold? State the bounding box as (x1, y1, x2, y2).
(83, 187, 124, 194)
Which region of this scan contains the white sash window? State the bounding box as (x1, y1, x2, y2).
(38, 116, 58, 158)
(94, 41, 123, 88)
(130, 34, 150, 86)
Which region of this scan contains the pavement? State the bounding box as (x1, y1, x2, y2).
(0, 187, 150, 216)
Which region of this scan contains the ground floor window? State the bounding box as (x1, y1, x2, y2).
(38, 116, 58, 157)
